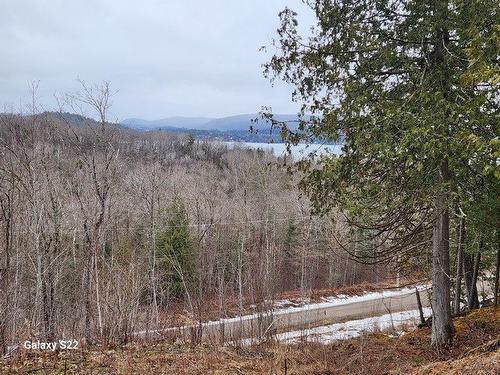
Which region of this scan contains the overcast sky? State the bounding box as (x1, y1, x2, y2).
(1, 0, 315, 120)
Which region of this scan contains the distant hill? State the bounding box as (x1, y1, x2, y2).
(121, 114, 301, 132)
(121, 116, 213, 131)
(4, 111, 334, 144)
(203, 114, 300, 132)
(120, 114, 308, 143)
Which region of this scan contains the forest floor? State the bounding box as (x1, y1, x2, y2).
(1, 306, 498, 374)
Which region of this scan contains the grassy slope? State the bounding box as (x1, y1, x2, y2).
(1, 307, 498, 374)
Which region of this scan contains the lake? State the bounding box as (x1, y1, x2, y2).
(225, 142, 342, 159)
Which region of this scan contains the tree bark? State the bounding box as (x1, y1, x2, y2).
(494, 239, 499, 307)
(468, 234, 483, 310)
(0, 191, 13, 355)
(84, 249, 93, 344)
(453, 214, 465, 314)
(416, 288, 425, 325)
(463, 250, 479, 309)
(431, 164, 453, 347)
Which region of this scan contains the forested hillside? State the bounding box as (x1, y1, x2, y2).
(0, 0, 498, 373)
(0, 108, 385, 349)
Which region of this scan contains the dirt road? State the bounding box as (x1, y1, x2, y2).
(138, 286, 431, 344)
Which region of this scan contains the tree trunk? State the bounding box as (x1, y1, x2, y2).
(84, 241, 94, 344)
(431, 164, 453, 347)
(150, 196, 159, 325)
(463, 250, 479, 309)
(94, 246, 103, 338)
(0, 193, 13, 355)
(416, 288, 425, 325)
(468, 235, 483, 310)
(237, 236, 244, 312)
(42, 272, 55, 342)
(494, 239, 499, 307)
(453, 214, 465, 314)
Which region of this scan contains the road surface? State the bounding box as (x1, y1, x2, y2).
(137, 286, 431, 345)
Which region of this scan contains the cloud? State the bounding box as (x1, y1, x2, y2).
(0, 0, 315, 119)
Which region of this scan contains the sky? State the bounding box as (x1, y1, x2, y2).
(1, 0, 315, 121)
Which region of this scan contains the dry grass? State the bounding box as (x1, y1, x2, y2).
(1, 307, 497, 375)
(407, 345, 499, 375)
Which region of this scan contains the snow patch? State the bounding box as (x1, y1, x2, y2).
(270, 284, 430, 317)
(136, 284, 431, 339)
(277, 307, 432, 344)
(234, 307, 432, 346)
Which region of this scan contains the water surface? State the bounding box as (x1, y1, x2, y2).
(226, 142, 342, 159)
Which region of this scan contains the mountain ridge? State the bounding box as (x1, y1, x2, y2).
(121, 113, 301, 132)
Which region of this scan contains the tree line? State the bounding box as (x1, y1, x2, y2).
(0, 84, 390, 351)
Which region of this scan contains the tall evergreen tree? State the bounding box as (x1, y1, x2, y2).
(264, 0, 498, 346)
(157, 197, 197, 300)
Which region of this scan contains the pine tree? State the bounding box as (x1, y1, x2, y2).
(264, 0, 498, 346)
(157, 197, 197, 301)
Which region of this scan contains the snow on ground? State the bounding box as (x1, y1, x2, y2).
(270, 284, 431, 317)
(206, 284, 430, 326)
(232, 308, 432, 346)
(137, 284, 431, 337)
(275, 307, 433, 344)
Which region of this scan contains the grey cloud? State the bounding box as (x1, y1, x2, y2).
(1, 0, 315, 119)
